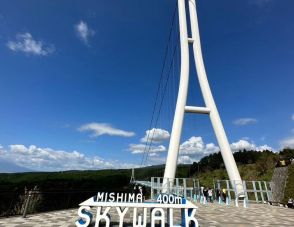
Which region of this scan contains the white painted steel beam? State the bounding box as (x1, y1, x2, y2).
(163, 0, 244, 197)
(184, 106, 210, 114)
(187, 38, 194, 43)
(163, 0, 190, 189)
(187, 0, 243, 196)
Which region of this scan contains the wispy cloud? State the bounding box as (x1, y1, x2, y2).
(291, 114, 294, 121)
(7, 33, 54, 56)
(280, 136, 294, 149)
(127, 128, 168, 158)
(233, 118, 257, 126)
(140, 128, 170, 143)
(0, 144, 137, 171)
(78, 122, 135, 137)
(75, 20, 95, 45)
(128, 144, 166, 154)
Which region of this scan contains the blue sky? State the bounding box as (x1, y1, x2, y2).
(0, 0, 294, 172)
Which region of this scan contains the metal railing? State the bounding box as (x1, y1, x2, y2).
(213, 180, 273, 203)
(150, 177, 200, 200)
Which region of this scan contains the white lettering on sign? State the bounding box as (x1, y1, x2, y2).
(95, 207, 111, 227)
(151, 208, 165, 227)
(156, 194, 182, 204)
(76, 206, 198, 227)
(116, 207, 128, 227)
(97, 192, 104, 201)
(168, 208, 181, 227)
(133, 208, 147, 227)
(76, 192, 198, 227)
(184, 208, 198, 227)
(75, 206, 92, 227)
(95, 192, 142, 203)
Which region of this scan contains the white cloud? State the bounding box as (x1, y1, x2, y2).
(256, 144, 273, 151)
(149, 153, 159, 157)
(10, 144, 28, 153)
(0, 144, 136, 171)
(129, 144, 166, 154)
(179, 136, 219, 155)
(230, 140, 255, 152)
(175, 137, 274, 164)
(280, 136, 294, 149)
(233, 118, 257, 126)
(147, 155, 166, 166)
(177, 137, 219, 163)
(79, 122, 135, 137)
(178, 155, 194, 164)
(129, 131, 274, 165)
(291, 114, 294, 121)
(75, 21, 95, 44)
(7, 33, 54, 56)
(230, 139, 273, 152)
(140, 128, 170, 143)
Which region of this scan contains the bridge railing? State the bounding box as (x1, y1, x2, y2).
(150, 177, 200, 200)
(214, 180, 273, 203)
(149, 178, 273, 204)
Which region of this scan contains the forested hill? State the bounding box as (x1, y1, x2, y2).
(188, 148, 294, 188)
(0, 149, 293, 216)
(0, 149, 293, 192)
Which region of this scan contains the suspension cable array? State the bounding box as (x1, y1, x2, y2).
(140, 1, 180, 169)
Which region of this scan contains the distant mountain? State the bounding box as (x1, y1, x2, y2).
(0, 159, 32, 173)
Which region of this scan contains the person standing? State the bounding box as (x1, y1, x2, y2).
(203, 188, 208, 201)
(134, 184, 139, 195)
(216, 188, 221, 201)
(287, 198, 293, 208)
(222, 188, 227, 202)
(200, 186, 204, 197)
(142, 185, 147, 201)
(208, 188, 213, 202)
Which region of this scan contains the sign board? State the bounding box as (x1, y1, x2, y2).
(76, 192, 198, 227)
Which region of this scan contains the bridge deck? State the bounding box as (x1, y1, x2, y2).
(0, 203, 293, 226)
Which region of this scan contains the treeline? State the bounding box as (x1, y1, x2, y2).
(0, 148, 293, 216)
(0, 170, 131, 216)
(189, 148, 294, 177)
(133, 164, 190, 180)
(0, 169, 130, 192)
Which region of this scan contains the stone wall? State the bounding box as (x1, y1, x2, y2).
(271, 166, 288, 203)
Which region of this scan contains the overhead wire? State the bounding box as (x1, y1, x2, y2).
(143, 34, 180, 167)
(139, 1, 179, 168)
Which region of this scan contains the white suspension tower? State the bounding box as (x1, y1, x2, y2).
(163, 0, 244, 196)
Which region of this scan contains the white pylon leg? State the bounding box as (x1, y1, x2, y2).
(187, 0, 244, 196)
(163, 0, 244, 197)
(163, 0, 190, 192)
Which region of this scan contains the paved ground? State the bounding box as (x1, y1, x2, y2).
(0, 203, 293, 226)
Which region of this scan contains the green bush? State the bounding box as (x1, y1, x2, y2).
(283, 164, 294, 204)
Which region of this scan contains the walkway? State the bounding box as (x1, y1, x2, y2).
(0, 203, 293, 226)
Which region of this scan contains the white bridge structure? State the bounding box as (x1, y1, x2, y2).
(126, 0, 244, 198)
(162, 0, 244, 196)
(75, 2, 274, 226)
